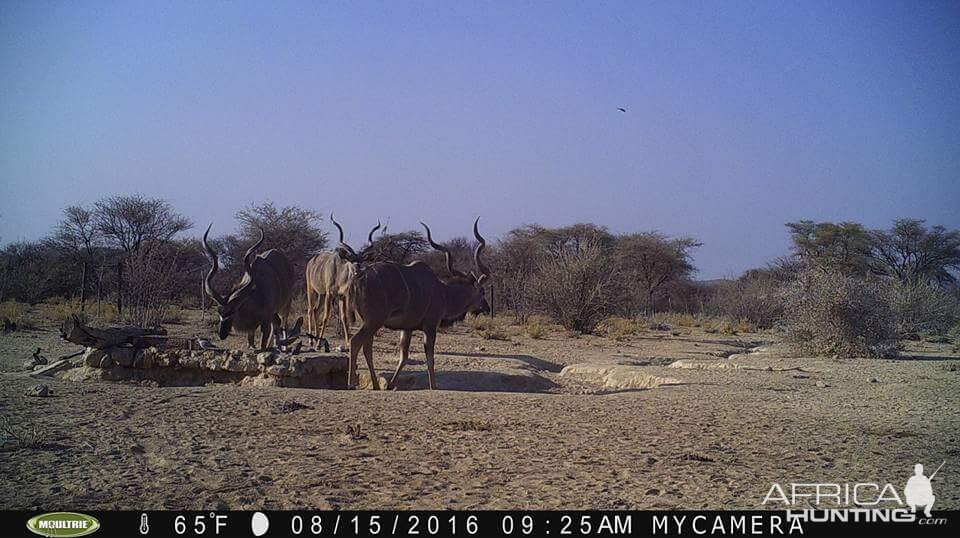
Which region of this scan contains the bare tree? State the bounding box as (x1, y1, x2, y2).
(491, 231, 545, 322)
(94, 195, 192, 257)
(45, 206, 101, 310)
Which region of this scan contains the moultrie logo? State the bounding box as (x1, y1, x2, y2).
(26, 512, 101, 537)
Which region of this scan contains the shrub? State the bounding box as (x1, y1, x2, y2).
(888, 281, 960, 338)
(528, 243, 622, 333)
(783, 269, 898, 358)
(707, 276, 784, 330)
(700, 316, 753, 335)
(601, 317, 641, 341)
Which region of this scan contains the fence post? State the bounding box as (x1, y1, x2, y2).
(116, 261, 123, 318)
(79, 261, 87, 312)
(489, 283, 495, 317)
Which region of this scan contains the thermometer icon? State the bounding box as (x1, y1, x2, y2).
(139, 512, 150, 535)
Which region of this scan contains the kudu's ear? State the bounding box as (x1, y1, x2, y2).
(335, 247, 353, 261)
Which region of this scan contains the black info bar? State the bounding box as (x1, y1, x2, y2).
(4, 510, 957, 537)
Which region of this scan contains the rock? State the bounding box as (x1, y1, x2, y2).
(815, 381, 830, 388)
(240, 374, 282, 387)
(25, 384, 51, 397)
(141, 347, 158, 368)
(256, 351, 277, 367)
(31, 358, 82, 378)
(336, 345, 348, 353)
(474, 346, 486, 352)
(668, 359, 740, 370)
(22, 359, 38, 371)
(83, 348, 107, 367)
(561, 362, 681, 391)
(869, 377, 879, 383)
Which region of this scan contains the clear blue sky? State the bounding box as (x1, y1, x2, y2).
(1, 1, 958, 278)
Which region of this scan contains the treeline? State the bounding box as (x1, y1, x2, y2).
(708, 219, 960, 357)
(2, 195, 959, 358)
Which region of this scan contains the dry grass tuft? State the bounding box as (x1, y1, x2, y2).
(1, 416, 47, 449)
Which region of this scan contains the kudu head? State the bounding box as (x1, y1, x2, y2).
(331, 214, 381, 264)
(422, 217, 492, 318)
(202, 223, 264, 340)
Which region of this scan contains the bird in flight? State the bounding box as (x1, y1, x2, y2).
(617, 107, 627, 113)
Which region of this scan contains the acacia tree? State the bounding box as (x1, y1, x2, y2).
(366, 230, 428, 264)
(869, 219, 960, 285)
(45, 206, 101, 310)
(616, 232, 700, 314)
(785, 220, 873, 276)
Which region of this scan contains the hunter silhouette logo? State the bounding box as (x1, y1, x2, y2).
(904, 461, 943, 518)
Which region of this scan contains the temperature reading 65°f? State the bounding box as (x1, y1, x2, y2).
(174, 513, 229, 535)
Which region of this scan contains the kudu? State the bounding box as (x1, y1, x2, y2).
(202, 224, 296, 350)
(348, 218, 491, 390)
(304, 215, 380, 350)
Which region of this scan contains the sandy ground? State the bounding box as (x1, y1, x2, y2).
(1, 309, 958, 511)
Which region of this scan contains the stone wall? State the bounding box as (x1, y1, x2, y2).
(61, 347, 350, 388)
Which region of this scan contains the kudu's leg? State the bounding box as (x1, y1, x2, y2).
(338, 298, 352, 350)
(318, 293, 333, 349)
(362, 338, 379, 391)
(271, 313, 283, 349)
(387, 329, 412, 390)
(260, 321, 271, 350)
(305, 285, 314, 335)
(424, 328, 438, 390)
(347, 325, 371, 389)
(247, 330, 256, 349)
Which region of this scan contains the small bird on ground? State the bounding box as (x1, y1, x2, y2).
(196, 337, 218, 350)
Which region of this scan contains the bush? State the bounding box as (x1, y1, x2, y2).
(783, 270, 898, 358)
(701, 316, 754, 335)
(529, 243, 622, 333)
(0, 301, 33, 330)
(523, 315, 555, 339)
(888, 281, 960, 338)
(707, 277, 784, 330)
(601, 317, 641, 341)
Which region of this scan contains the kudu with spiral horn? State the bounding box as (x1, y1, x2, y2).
(304, 214, 381, 350)
(348, 218, 491, 390)
(202, 224, 296, 350)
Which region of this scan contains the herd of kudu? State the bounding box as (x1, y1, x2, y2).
(201, 216, 491, 390)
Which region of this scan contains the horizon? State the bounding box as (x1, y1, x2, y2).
(2, 1, 959, 279)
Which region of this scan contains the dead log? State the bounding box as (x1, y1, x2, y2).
(59, 315, 167, 348)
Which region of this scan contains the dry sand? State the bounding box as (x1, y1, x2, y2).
(1, 310, 958, 510)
